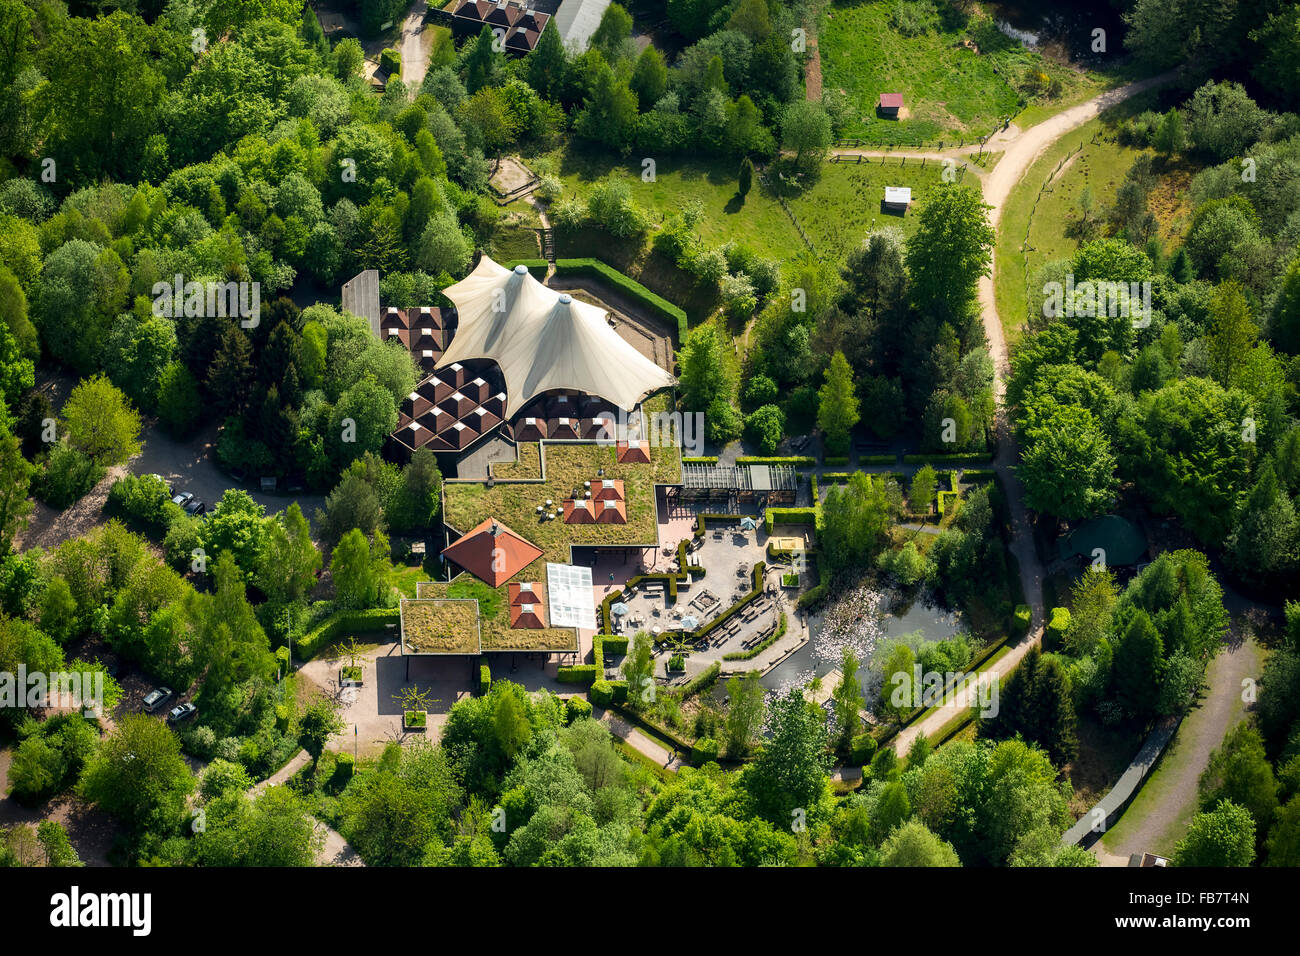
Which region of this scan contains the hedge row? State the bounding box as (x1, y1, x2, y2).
(797, 552, 831, 610)
(591, 679, 629, 706)
(296, 608, 400, 660)
(823, 456, 850, 466)
(555, 258, 688, 340)
(1046, 607, 1071, 645)
(557, 633, 626, 685)
(764, 507, 819, 534)
(675, 661, 720, 699)
(478, 663, 491, 695)
(682, 456, 719, 464)
(859, 454, 900, 465)
(693, 513, 744, 537)
(1012, 604, 1032, 638)
(902, 453, 994, 464)
(695, 563, 766, 641)
(722, 611, 786, 661)
(503, 259, 548, 280)
(822, 471, 907, 484)
(736, 455, 816, 466)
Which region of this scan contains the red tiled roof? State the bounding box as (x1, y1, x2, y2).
(515, 417, 547, 441)
(563, 499, 596, 524)
(879, 93, 904, 108)
(616, 441, 651, 464)
(442, 517, 544, 587)
(507, 581, 548, 628)
(593, 478, 624, 501)
(596, 498, 627, 523)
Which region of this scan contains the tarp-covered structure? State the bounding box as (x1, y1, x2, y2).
(436, 256, 675, 417)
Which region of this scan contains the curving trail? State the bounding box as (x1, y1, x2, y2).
(890, 73, 1175, 757)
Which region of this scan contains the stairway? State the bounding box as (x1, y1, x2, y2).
(541, 226, 555, 262)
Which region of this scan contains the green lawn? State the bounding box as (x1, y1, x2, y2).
(819, 1, 1103, 145)
(551, 146, 959, 271)
(993, 91, 1166, 350)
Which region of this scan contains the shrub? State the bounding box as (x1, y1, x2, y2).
(1013, 604, 1031, 637)
(479, 663, 491, 694)
(591, 679, 615, 706)
(691, 736, 719, 765)
(1046, 607, 1071, 646)
(107, 474, 185, 534)
(35, 444, 103, 508)
(850, 733, 878, 765)
(565, 696, 593, 724)
(333, 752, 355, 783)
(188, 725, 218, 760)
(379, 48, 401, 77)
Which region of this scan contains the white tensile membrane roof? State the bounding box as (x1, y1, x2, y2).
(436, 256, 675, 418)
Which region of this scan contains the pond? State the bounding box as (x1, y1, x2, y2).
(994, 0, 1127, 66)
(760, 581, 964, 701)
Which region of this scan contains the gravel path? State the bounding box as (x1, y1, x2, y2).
(1094, 633, 1263, 864)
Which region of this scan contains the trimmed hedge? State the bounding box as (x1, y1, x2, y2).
(694, 512, 744, 537)
(565, 696, 593, 723)
(736, 455, 816, 466)
(691, 737, 719, 766)
(682, 456, 719, 464)
(722, 611, 786, 661)
(823, 455, 850, 466)
(557, 632, 626, 685)
(504, 259, 548, 280)
(478, 663, 491, 695)
(796, 552, 830, 610)
(591, 679, 629, 706)
(1013, 604, 1031, 638)
(296, 608, 400, 660)
(555, 258, 687, 340)
(1046, 607, 1071, 645)
(902, 453, 994, 464)
(378, 47, 400, 76)
(860, 454, 900, 465)
(676, 661, 720, 699)
(764, 507, 818, 534)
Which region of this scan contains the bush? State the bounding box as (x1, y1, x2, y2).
(333, 752, 355, 783)
(591, 679, 615, 706)
(565, 696, 593, 724)
(850, 733, 878, 765)
(296, 608, 400, 659)
(691, 736, 719, 765)
(1013, 604, 1031, 637)
(478, 663, 491, 694)
(379, 48, 401, 77)
(35, 444, 104, 508)
(1046, 607, 1071, 646)
(107, 474, 183, 533)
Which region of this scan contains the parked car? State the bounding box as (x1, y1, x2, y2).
(167, 702, 197, 723)
(143, 686, 173, 712)
(171, 491, 206, 517)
